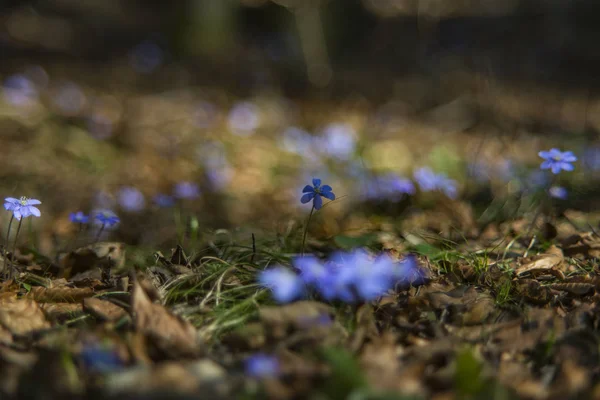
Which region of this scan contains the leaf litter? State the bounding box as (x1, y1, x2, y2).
(3, 220, 600, 399)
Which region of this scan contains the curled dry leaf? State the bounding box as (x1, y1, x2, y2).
(515, 246, 566, 279)
(259, 301, 335, 339)
(131, 280, 200, 358)
(549, 283, 595, 296)
(0, 296, 50, 336)
(83, 297, 128, 322)
(39, 303, 84, 322)
(59, 242, 126, 279)
(29, 285, 95, 303)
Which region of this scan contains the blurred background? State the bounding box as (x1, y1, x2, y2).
(2, 0, 600, 252)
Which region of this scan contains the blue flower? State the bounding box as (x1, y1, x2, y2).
(117, 186, 145, 212)
(549, 186, 568, 200)
(538, 148, 577, 174)
(79, 344, 124, 373)
(300, 178, 335, 210)
(94, 210, 120, 227)
(228, 101, 260, 136)
(153, 193, 175, 208)
(413, 168, 458, 199)
(3, 75, 38, 107)
(318, 123, 357, 160)
(258, 267, 304, 303)
(362, 173, 415, 202)
(174, 181, 200, 199)
(330, 250, 395, 302)
(69, 211, 89, 224)
(4, 197, 41, 220)
(245, 354, 280, 378)
(129, 40, 164, 74)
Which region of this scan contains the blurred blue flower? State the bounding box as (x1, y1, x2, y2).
(363, 173, 415, 202)
(582, 147, 600, 172)
(330, 250, 395, 302)
(86, 112, 114, 140)
(153, 193, 175, 208)
(117, 187, 145, 212)
(227, 101, 260, 136)
(3, 75, 38, 107)
(197, 142, 233, 190)
(80, 344, 124, 373)
(129, 40, 164, 74)
(280, 126, 314, 155)
(318, 123, 356, 160)
(52, 81, 86, 116)
(549, 186, 568, 200)
(258, 267, 304, 303)
(174, 181, 200, 199)
(193, 101, 218, 129)
(245, 354, 280, 378)
(4, 197, 41, 220)
(94, 210, 120, 227)
(414, 167, 458, 199)
(389, 255, 426, 287)
(69, 211, 89, 224)
(539, 148, 577, 174)
(300, 178, 335, 210)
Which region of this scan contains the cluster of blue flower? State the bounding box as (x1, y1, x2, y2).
(259, 249, 421, 304)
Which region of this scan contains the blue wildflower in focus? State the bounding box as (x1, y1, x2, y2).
(538, 148, 577, 174)
(79, 344, 124, 373)
(117, 187, 145, 212)
(258, 267, 304, 303)
(153, 193, 175, 208)
(245, 354, 280, 379)
(3, 75, 38, 107)
(94, 210, 120, 227)
(413, 167, 458, 199)
(549, 186, 568, 200)
(318, 123, 357, 160)
(69, 211, 89, 224)
(228, 101, 260, 136)
(4, 197, 41, 220)
(300, 178, 335, 210)
(174, 181, 200, 199)
(129, 40, 164, 74)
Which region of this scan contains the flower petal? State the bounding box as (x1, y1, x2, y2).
(25, 199, 41, 205)
(320, 185, 333, 192)
(300, 193, 315, 204)
(312, 178, 321, 187)
(561, 162, 574, 171)
(302, 185, 314, 193)
(4, 198, 19, 204)
(13, 210, 22, 220)
(321, 190, 335, 201)
(313, 194, 323, 209)
(551, 163, 562, 174)
(29, 206, 41, 217)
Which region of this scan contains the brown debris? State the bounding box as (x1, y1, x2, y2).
(131, 280, 200, 358)
(83, 297, 128, 322)
(0, 296, 50, 336)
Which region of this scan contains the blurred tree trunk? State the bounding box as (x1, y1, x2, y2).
(181, 0, 238, 61)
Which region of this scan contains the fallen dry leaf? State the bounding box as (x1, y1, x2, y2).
(29, 286, 94, 303)
(131, 280, 200, 358)
(83, 297, 128, 322)
(0, 297, 50, 336)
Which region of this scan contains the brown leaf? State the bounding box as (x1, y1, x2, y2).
(0, 297, 50, 336)
(29, 286, 94, 303)
(515, 279, 553, 305)
(549, 283, 595, 296)
(132, 280, 200, 358)
(515, 246, 565, 279)
(60, 242, 126, 279)
(83, 298, 128, 322)
(39, 303, 84, 322)
(259, 301, 334, 333)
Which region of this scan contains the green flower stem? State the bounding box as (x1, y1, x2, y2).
(301, 206, 315, 256)
(9, 218, 23, 279)
(94, 223, 106, 243)
(4, 215, 14, 279)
